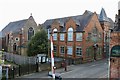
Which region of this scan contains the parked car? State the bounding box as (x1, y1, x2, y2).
(48, 71, 62, 80)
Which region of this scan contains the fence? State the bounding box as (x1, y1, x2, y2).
(2, 57, 83, 79)
(4, 52, 36, 65)
(2, 64, 37, 79)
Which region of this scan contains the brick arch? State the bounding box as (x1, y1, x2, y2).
(111, 45, 120, 57)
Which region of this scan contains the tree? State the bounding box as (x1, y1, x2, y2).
(27, 29, 48, 56)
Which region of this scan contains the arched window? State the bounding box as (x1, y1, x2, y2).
(53, 28, 57, 40)
(68, 28, 73, 41)
(28, 27, 34, 40)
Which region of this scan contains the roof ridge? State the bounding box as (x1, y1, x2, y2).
(10, 19, 28, 23)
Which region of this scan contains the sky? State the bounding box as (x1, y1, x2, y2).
(0, 0, 119, 31)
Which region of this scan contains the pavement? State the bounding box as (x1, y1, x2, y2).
(17, 59, 108, 79)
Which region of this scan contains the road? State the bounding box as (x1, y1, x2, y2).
(18, 59, 108, 78)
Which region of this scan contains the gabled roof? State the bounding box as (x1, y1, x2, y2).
(99, 8, 109, 22)
(2, 19, 27, 36)
(42, 10, 93, 32)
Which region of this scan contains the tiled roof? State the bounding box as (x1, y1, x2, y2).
(2, 19, 27, 36)
(42, 10, 93, 32)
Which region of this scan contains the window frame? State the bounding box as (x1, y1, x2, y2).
(76, 33, 83, 41)
(68, 28, 73, 41)
(53, 45, 57, 53)
(15, 37, 19, 41)
(76, 47, 82, 56)
(28, 27, 34, 40)
(53, 28, 57, 41)
(67, 46, 73, 55)
(60, 33, 65, 41)
(60, 46, 65, 54)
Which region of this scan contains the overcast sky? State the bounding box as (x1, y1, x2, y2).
(0, 0, 119, 31)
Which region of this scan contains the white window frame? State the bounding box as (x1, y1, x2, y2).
(53, 33, 57, 40)
(53, 28, 57, 40)
(76, 33, 82, 41)
(60, 33, 64, 41)
(67, 46, 73, 55)
(68, 28, 73, 41)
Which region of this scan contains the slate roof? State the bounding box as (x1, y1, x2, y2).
(2, 19, 28, 36)
(113, 25, 120, 31)
(99, 8, 109, 22)
(42, 10, 93, 32)
(43, 9, 114, 32)
(113, 15, 120, 31)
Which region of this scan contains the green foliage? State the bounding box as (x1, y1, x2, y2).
(27, 29, 48, 56)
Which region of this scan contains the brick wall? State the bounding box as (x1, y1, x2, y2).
(110, 57, 120, 78)
(110, 32, 120, 79)
(51, 13, 105, 62)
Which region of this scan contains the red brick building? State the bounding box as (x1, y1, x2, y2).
(110, 2, 120, 79)
(43, 9, 114, 62)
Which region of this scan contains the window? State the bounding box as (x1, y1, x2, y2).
(60, 46, 65, 54)
(76, 47, 82, 56)
(87, 33, 91, 40)
(15, 37, 19, 41)
(13, 43, 17, 51)
(60, 34, 64, 41)
(53, 33, 57, 40)
(53, 45, 57, 53)
(53, 28, 57, 40)
(76, 33, 82, 41)
(67, 46, 72, 55)
(28, 27, 34, 40)
(68, 28, 73, 41)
